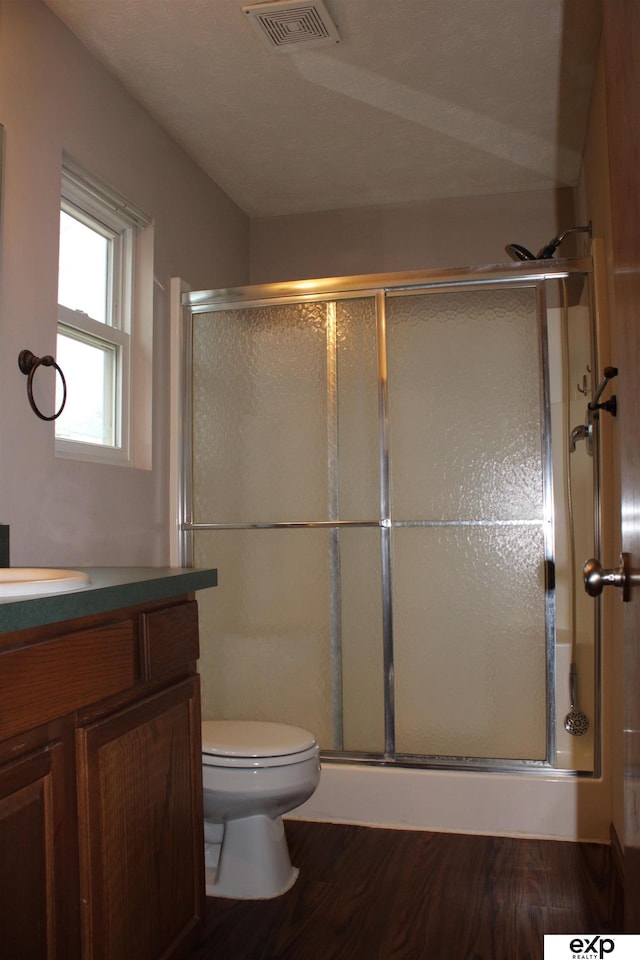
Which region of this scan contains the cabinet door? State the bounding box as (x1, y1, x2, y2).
(76, 679, 205, 960)
(0, 738, 77, 960)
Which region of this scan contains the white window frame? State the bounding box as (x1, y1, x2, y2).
(57, 312, 128, 448)
(55, 157, 152, 467)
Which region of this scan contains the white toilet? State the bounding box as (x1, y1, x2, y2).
(201, 719, 321, 900)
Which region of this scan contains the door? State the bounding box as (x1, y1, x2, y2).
(603, 0, 640, 931)
(0, 735, 76, 959)
(189, 275, 584, 769)
(384, 285, 551, 762)
(76, 679, 205, 960)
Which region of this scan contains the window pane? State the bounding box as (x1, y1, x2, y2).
(58, 211, 109, 324)
(55, 331, 116, 446)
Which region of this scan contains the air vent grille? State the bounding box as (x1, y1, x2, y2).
(242, 1, 341, 52)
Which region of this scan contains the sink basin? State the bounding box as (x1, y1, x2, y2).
(0, 568, 91, 598)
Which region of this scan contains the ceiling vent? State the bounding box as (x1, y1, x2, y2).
(241, 0, 341, 53)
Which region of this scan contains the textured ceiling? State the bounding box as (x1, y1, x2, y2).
(42, 0, 602, 218)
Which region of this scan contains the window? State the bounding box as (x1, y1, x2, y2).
(55, 158, 152, 466)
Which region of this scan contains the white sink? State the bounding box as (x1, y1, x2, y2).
(0, 568, 91, 598)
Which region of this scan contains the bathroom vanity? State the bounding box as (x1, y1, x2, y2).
(0, 567, 217, 960)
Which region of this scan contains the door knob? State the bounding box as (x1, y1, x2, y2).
(583, 553, 640, 602)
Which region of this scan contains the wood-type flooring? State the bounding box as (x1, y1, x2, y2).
(186, 819, 622, 960)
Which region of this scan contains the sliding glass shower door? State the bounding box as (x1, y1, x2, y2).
(184, 268, 590, 769)
(386, 287, 548, 761)
(191, 296, 386, 754)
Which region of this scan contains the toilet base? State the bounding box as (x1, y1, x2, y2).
(205, 814, 299, 900)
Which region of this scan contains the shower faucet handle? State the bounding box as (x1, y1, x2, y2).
(583, 553, 640, 602)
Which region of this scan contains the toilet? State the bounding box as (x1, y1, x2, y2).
(201, 719, 321, 899)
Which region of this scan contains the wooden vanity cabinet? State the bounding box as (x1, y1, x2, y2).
(0, 596, 205, 960)
(0, 721, 77, 959)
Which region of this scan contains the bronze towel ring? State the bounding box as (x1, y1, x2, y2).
(18, 349, 67, 421)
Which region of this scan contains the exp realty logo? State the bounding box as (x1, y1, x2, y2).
(567, 937, 616, 958)
(545, 935, 640, 959)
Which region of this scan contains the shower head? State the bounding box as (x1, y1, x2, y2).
(504, 243, 536, 261)
(505, 223, 592, 262)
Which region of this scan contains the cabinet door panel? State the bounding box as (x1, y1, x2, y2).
(76, 678, 204, 960)
(0, 740, 76, 960)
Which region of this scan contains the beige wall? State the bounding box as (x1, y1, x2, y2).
(0, 0, 249, 566)
(250, 187, 577, 284)
(0, 0, 615, 842)
(0, 0, 587, 569)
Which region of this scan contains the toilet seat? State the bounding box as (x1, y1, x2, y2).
(202, 720, 319, 769)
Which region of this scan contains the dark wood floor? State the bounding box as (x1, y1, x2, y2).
(187, 820, 622, 960)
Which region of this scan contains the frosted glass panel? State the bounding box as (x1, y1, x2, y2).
(192, 298, 380, 523)
(392, 526, 548, 760)
(192, 303, 329, 523)
(339, 528, 385, 753)
(195, 525, 385, 754)
(194, 528, 334, 747)
(386, 288, 543, 521)
(335, 299, 380, 520)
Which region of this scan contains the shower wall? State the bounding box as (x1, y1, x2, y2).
(187, 266, 597, 773)
(249, 187, 577, 283)
(548, 296, 597, 771)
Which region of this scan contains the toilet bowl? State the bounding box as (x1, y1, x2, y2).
(202, 720, 321, 899)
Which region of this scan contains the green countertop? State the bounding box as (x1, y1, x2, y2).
(0, 567, 218, 634)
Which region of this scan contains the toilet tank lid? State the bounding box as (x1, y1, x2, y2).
(201, 720, 318, 758)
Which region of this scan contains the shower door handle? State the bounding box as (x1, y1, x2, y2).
(583, 553, 640, 602)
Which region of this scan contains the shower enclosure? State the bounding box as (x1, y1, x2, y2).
(179, 259, 600, 776)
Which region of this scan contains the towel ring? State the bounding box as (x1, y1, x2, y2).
(18, 349, 67, 421)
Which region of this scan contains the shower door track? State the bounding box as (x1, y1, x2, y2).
(185, 259, 592, 313)
(181, 259, 598, 776)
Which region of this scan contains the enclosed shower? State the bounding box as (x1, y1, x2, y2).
(178, 256, 603, 828)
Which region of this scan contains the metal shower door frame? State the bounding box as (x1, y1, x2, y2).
(179, 258, 596, 775)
